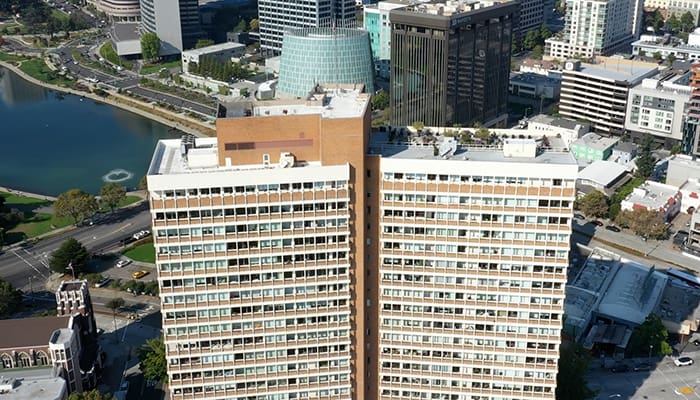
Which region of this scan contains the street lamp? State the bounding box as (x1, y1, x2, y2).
(649, 344, 654, 361)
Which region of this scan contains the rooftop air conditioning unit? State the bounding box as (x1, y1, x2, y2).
(279, 152, 295, 168)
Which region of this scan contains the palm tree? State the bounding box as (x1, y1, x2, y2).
(106, 297, 125, 342)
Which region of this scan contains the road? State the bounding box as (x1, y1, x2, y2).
(0, 204, 152, 291)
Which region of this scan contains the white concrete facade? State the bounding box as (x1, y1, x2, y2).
(377, 152, 578, 400)
(545, 0, 644, 60)
(625, 74, 692, 143)
(620, 180, 682, 221)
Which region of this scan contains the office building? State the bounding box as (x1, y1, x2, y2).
(570, 132, 619, 161)
(278, 27, 375, 97)
(560, 58, 658, 135)
(364, 1, 409, 80)
(390, 0, 518, 127)
(258, 0, 356, 54)
(0, 376, 67, 400)
(139, 0, 201, 55)
(96, 0, 141, 22)
(545, 0, 644, 60)
(181, 42, 246, 73)
(624, 68, 692, 147)
(148, 81, 578, 400)
(668, 0, 700, 24)
(682, 63, 700, 156)
(518, 0, 546, 34)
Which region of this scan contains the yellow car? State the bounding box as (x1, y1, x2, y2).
(132, 270, 149, 279)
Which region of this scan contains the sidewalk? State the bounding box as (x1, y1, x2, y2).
(0, 185, 57, 201)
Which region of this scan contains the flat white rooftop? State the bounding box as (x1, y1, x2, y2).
(572, 133, 619, 151)
(253, 88, 369, 119)
(624, 181, 679, 210)
(577, 161, 628, 187)
(569, 59, 658, 84)
(181, 42, 245, 57)
(3, 378, 66, 400)
(368, 133, 577, 165)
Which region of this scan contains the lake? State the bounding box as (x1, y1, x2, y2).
(0, 66, 179, 196)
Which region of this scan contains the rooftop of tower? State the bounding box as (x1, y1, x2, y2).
(400, 0, 513, 16)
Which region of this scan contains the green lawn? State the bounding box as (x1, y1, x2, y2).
(140, 60, 182, 75)
(18, 58, 71, 86)
(99, 42, 133, 70)
(123, 241, 155, 264)
(98, 195, 142, 212)
(0, 52, 28, 63)
(0, 191, 72, 244)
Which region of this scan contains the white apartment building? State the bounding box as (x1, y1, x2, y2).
(560, 58, 658, 135)
(545, 0, 644, 60)
(370, 138, 578, 399)
(625, 70, 692, 146)
(147, 86, 577, 400)
(258, 0, 356, 54)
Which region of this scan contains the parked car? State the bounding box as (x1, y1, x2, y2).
(132, 270, 149, 279)
(591, 220, 604, 227)
(574, 213, 585, 220)
(693, 339, 700, 346)
(610, 364, 629, 373)
(605, 225, 621, 232)
(115, 259, 131, 268)
(633, 362, 652, 372)
(674, 357, 694, 367)
(133, 230, 151, 240)
(94, 277, 111, 288)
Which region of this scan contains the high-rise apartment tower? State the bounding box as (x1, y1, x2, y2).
(545, 0, 644, 59)
(148, 87, 578, 400)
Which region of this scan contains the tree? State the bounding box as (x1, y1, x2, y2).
(615, 208, 667, 239)
(539, 24, 552, 41)
(578, 190, 609, 218)
(411, 121, 425, 131)
(249, 18, 259, 31)
(627, 314, 673, 357)
(138, 336, 168, 382)
(668, 14, 681, 32)
(652, 51, 662, 60)
(100, 183, 126, 213)
(635, 134, 655, 179)
(54, 189, 98, 224)
(195, 39, 215, 49)
(556, 344, 594, 400)
(531, 44, 544, 60)
(0, 278, 22, 318)
(523, 29, 540, 50)
(680, 11, 696, 32)
(371, 90, 389, 110)
(667, 53, 677, 65)
(234, 18, 247, 32)
(140, 32, 161, 62)
(69, 389, 112, 400)
(49, 238, 89, 275)
(106, 297, 125, 341)
(476, 126, 490, 142)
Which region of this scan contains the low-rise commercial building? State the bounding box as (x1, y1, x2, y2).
(620, 181, 682, 221)
(679, 178, 700, 214)
(667, 154, 700, 187)
(181, 42, 246, 73)
(509, 73, 561, 100)
(527, 114, 590, 147)
(570, 132, 619, 161)
(560, 58, 658, 135)
(576, 161, 630, 191)
(625, 68, 692, 147)
(0, 377, 67, 400)
(610, 141, 638, 165)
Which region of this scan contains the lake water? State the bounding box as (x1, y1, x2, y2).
(0, 66, 179, 196)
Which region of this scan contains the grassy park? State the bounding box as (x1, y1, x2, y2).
(0, 191, 72, 244)
(122, 240, 155, 264)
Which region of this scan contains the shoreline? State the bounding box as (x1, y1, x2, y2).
(0, 59, 215, 138)
(0, 186, 57, 202)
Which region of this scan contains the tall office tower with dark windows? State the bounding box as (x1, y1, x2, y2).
(390, 0, 518, 128)
(140, 0, 201, 55)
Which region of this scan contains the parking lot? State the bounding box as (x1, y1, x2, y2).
(590, 351, 700, 399)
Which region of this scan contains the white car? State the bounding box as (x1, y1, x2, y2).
(94, 277, 111, 288)
(115, 259, 131, 268)
(674, 357, 694, 367)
